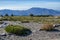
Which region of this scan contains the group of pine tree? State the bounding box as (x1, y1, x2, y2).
(0, 13, 53, 17)
(0, 14, 14, 17)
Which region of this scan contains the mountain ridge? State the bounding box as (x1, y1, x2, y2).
(0, 7, 60, 16)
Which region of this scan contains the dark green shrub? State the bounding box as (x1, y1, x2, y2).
(21, 20, 30, 23)
(29, 14, 34, 16)
(5, 14, 9, 16)
(11, 14, 14, 16)
(5, 25, 31, 36)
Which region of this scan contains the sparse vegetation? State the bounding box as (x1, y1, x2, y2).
(0, 16, 60, 24)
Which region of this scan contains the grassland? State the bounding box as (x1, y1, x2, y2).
(0, 16, 60, 24)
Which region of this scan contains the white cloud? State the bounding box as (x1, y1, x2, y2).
(0, 2, 60, 10)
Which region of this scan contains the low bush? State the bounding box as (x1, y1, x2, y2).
(21, 20, 30, 23)
(40, 24, 54, 31)
(5, 25, 31, 36)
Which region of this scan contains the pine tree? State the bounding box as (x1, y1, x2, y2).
(11, 14, 14, 16)
(5, 14, 9, 16)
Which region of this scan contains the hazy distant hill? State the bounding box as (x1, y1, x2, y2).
(0, 7, 60, 16)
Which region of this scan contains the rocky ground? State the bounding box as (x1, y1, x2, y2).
(0, 21, 60, 40)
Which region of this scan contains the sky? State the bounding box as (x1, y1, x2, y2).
(0, 0, 60, 10)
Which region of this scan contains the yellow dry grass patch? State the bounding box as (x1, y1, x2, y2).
(41, 23, 54, 31)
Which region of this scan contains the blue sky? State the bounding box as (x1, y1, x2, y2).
(0, 0, 60, 10)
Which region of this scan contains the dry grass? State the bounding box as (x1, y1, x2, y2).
(40, 23, 54, 31)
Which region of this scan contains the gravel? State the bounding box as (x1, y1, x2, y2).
(0, 21, 60, 40)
